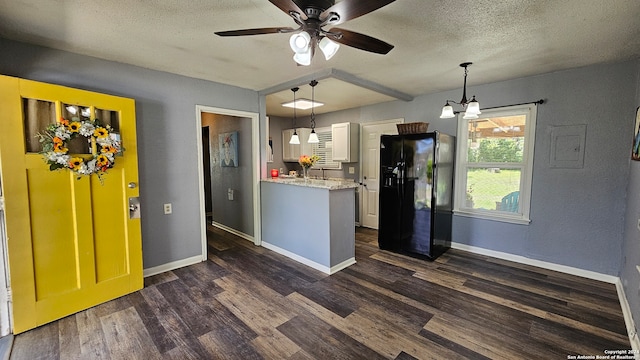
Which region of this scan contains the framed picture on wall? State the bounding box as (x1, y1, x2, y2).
(220, 131, 238, 167)
(633, 107, 640, 161)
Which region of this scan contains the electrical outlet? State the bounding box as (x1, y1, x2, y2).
(163, 203, 172, 215)
(228, 188, 234, 201)
(349, 167, 355, 174)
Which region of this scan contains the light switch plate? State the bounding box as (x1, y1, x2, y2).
(349, 167, 355, 174)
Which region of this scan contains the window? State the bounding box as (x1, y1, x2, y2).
(454, 104, 538, 224)
(311, 126, 341, 169)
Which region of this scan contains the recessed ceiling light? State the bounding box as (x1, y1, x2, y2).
(281, 98, 324, 110)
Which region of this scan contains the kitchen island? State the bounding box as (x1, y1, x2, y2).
(260, 177, 359, 274)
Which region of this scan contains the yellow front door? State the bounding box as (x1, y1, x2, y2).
(0, 75, 143, 334)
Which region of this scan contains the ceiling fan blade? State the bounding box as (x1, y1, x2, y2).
(320, 0, 395, 25)
(269, 0, 308, 20)
(215, 27, 295, 36)
(329, 28, 394, 54)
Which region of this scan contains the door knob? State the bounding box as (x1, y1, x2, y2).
(129, 204, 138, 211)
(128, 182, 137, 189)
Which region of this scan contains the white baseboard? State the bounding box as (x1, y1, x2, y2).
(211, 221, 254, 242)
(261, 241, 356, 275)
(450, 242, 618, 284)
(330, 258, 357, 274)
(616, 279, 640, 351)
(143, 255, 203, 278)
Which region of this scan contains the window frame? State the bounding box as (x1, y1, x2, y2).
(453, 103, 538, 224)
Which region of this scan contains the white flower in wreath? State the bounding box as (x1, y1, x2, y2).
(77, 160, 97, 175)
(85, 159, 97, 174)
(54, 125, 71, 140)
(55, 155, 70, 165)
(79, 122, 95, 137)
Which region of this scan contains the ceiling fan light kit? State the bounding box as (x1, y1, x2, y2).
(440, 62, 482, 120)
(215, 0, 396, 66)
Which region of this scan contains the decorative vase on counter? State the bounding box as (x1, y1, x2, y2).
(298, 155, 319, 180)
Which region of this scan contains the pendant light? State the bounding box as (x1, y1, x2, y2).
(307, 80, 319, 144)
(289, 87, 300, 145)
(440, 62, 481, 120)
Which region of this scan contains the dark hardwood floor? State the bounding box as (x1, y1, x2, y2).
(10, 226, 630, 359)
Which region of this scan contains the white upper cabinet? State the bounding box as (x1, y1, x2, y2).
(331, 122, 359, 162)
(282, 128, 312, 162)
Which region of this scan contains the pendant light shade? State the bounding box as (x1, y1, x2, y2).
(439, 101, 455, 119)
(308, 129, 319, 144)
(465, 96, 481, 116)
(440, 62, 481, 119)
(289, 131, 300, 144)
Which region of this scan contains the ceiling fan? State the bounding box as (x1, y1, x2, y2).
(215, 0, 395, 65)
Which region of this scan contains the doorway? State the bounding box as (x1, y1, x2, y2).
(195, 106, 261, 260)
(360, 119, 403, 229)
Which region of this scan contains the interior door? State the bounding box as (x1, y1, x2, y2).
(0, 75, 143, 333)
(361, 120, 401, 229)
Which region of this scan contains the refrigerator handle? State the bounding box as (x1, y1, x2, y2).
(399, 161, 405, 201)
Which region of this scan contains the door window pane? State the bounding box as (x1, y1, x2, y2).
(95, 108, 122, 156)
(95, 108, 120, 133)
(61, 103, 92, 154)
(22, 98, 56, 153)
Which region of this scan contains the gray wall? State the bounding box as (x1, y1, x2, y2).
(0, 38, 259, 269)
(620, 59, 640, 338)
(310, 60, 638, 276)
(202, 113, 254, 236)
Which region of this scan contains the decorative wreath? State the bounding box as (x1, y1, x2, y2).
(37, 117, 122, 181)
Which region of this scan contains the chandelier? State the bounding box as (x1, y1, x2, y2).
(440, 62, 481, 120)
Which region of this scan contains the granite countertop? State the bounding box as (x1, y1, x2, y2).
(262, 177, 359, 190)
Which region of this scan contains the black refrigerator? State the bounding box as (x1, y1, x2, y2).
(378, 131, 455, 260)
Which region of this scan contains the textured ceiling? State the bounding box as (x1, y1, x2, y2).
(1, 0, 639, 117)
